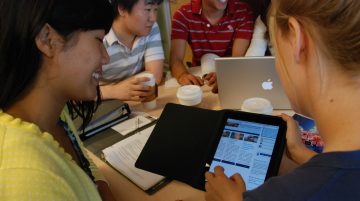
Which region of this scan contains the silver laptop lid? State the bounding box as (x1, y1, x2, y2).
(215, 56, 291, 110)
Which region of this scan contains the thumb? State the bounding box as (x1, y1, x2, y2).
(230, 173, 246, 187)
(281, 113, 299, 129)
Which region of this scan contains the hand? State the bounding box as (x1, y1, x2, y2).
(203, 72, 217, 86)
(100, 76, 153, 101)
(177, 72, 204, 86)
(205, 166, 245, 201)
(203, 72, 218, 93)
(211, 82, 218, 94)
(281, 114, 317, 165)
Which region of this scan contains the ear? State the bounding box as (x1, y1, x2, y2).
(117, 5, 125, 16)
(35, 24, 58, 57)
(287, 17, 307, 64)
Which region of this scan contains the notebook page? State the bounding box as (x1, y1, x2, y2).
(102, 125, 165, 190)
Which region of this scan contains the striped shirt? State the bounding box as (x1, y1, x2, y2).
(102, 22, 164, 82)
(171, 0, 254, 66)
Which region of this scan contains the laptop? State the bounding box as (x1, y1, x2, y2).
(215, 56, 291, 110)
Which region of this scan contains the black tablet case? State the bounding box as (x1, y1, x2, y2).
(135, 103, 286, 190)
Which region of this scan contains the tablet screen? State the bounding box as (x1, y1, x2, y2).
(209, 118, 280, 190)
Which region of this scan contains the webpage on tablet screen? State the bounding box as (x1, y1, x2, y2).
(209, 119, 279, 190)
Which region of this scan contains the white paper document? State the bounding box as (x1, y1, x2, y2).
(111, 115, 152, 136)
(102, 125, 165, 190)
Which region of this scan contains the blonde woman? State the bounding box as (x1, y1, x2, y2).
(205, 0, 360, 200)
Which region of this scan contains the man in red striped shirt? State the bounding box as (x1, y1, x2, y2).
(170, 0, 254, 91)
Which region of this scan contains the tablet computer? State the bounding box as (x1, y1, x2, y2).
(209, 111, 286, 190)
(135, 103, 286, 190)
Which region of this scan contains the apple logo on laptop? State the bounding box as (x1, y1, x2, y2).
(262, 79, 273, 90)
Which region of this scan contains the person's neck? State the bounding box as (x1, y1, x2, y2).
(112, 20, 137, 49)
(202, 4, 225, 25)
(311, 81, 360, 153)
(5, 80, 66, 136)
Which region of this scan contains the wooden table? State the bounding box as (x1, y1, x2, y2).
(89, 84, 298, 201)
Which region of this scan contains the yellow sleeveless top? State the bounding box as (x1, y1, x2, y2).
(0, 109, 104, 201)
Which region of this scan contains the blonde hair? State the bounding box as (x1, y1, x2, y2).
(269, 0, 360, 73)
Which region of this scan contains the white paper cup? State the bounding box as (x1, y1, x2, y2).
(142, 99, 156, 110)
(241, 97, 273, 115)
(136, 72, 156, 86)
(201, 53, 219, 75)
(135, 72, 157, 110)
(176, 85, 203, 106)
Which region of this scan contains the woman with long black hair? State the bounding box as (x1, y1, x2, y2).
(0, 0, 117, 200)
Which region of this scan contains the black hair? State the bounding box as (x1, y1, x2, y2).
(243, 0, 271, 25)
(0, 0, 113, 129)
(110, 0, 163, 17)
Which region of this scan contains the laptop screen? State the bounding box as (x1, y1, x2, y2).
(215, 56, 291, 110)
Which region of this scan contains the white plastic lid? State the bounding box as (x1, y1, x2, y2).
(241, 97, 273, 115)
(177, 85, 202, 100)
